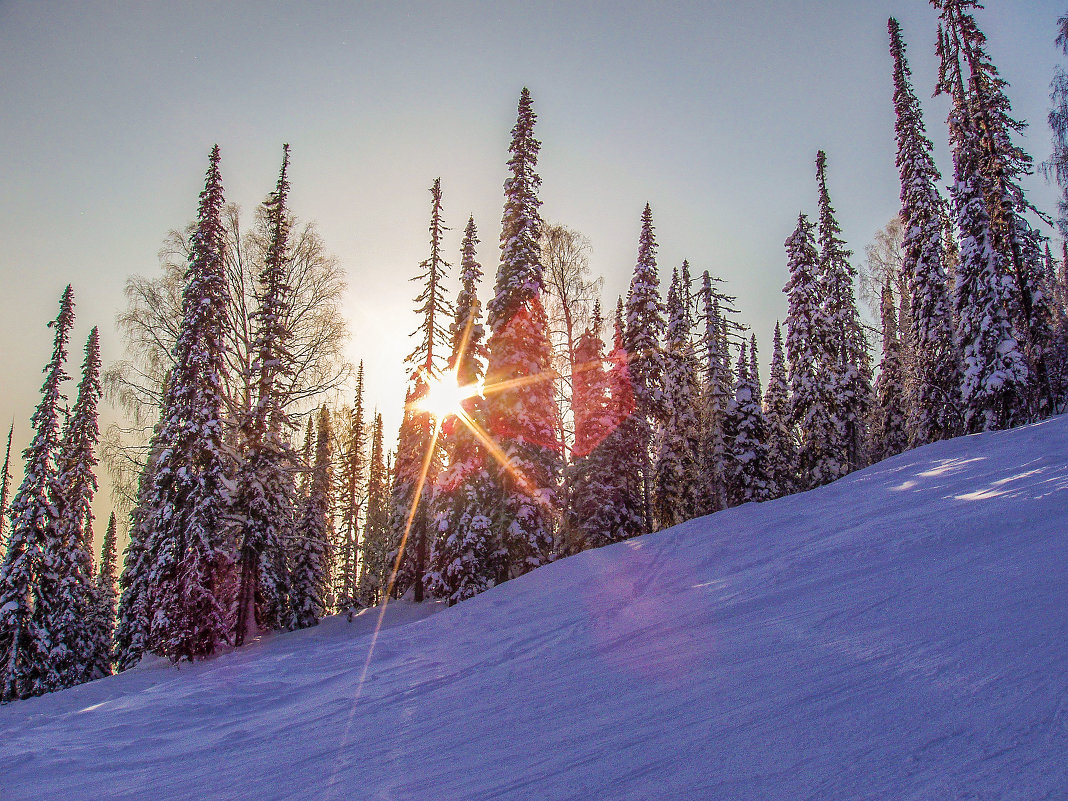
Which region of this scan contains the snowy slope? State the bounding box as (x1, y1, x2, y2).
(3, 417, 1068, 800)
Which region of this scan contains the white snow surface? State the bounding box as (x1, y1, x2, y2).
(3, 417, 1068, 800)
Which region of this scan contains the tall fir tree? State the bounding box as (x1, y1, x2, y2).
(934, 8, 1030, 431)
(112, 421, 164, 671)
(43, 326, 102, 689)
(356, 412, 389, 607)
(565, 305, 631, 552)
(427, 217, 496, 604)
(1053, 242, 1068, 406)
(784, 214, 838, 489)
(589, 298, 646, 545)
(0, 423, 13, 552)
(723, 346, 772, 507)
(484, 88, 562, 581)
(872, 277, 911, 461)
(889, 18, 962, 444)
(653, 266, 702, 528)
(0, 286, 75, 702)
(234, 145, 297, 645)
(763, 322, 796, 498)
(1048, 13, 1068, 239)
(622, 204, 666, 532)
(389, 178, 451, 601)
(697, 273, 732, 513)
(335, 363, 367, 611)
(290, 406, 333, 628)
(143, 146, 233, 661)
(815, 151, 872, 476)
(936, 1, 1054, 414)
(87, 512, 118, 679)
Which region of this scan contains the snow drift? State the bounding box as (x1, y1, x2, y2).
(2, 417, 1067, 800)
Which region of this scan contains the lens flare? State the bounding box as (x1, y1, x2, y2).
(415, 369, 482, 421)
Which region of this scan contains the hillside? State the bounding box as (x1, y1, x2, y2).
(2, 416, 1067, 800)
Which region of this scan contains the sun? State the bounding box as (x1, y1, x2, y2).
(414, 369, 481, 420)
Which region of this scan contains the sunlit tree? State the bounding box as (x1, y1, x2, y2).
(484, 88, 562, 581)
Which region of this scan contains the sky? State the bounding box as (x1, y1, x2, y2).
(0, 0, 1064, 543)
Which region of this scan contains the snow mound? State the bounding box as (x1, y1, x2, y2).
(3, 417, 1067, 800)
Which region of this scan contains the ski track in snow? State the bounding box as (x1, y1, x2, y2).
(2, 417, 1068, 800)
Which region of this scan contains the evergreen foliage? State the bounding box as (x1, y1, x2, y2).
(697, 273, 732, 513)
(0, 286, 75, 701)
(582, 298, 646, 546)
(234, 145, 297, 645)
(784, 215, 838, 489)
(815, 151, 872, 476)
(764, 322, 796, 498)
(290, 406, 333, 628)
(42, 326, 102, 690)
(566, 302, 638, 551)
(428, 218, 496, 603)
(1047, 14, 1068, 239)
(653, 266, 702, 527)
(622, 204, 666, 532)
(888, 18, 962, 444)
(872, 278, 911, 460)
(723, 345, 772, 507)
(334, 363, 367, 612)
(389, 179, 452, 601)
(142, 146, 233, 662)
(112, 424, 164, 671)
(87, 512, 118, 679)
(0, 424, 13, 552)
(357, 412, 390, 607)
(484, 88, 562, 582)
(934, 8, 1031, 431)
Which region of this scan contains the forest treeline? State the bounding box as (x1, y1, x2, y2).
(1, 1, 1067, 703)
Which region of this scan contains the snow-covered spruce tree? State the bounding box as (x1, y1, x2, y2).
(697, 273, 732, 513)
(1048, 13, 1068, 239)
(334, 362, 367, 612)
(0, 286, 74, 702)
(621, 204, 666, 533)
(938, 1, 1054, 414)
(764, 322, 796, 498)
(0, 424, 13, 552)
(44, 326, 103, 690)
(290, 406, 333, 628)
(356, 412, 389, 607)
(234, 145, 298, 646)
(934, 14, 1030, 432)
(389, 178, 451, 602)
(653, 266, 702, 528)
(59, 328, 101, 553)
(1053, 243, 1068, 407)
(784, 214, 838, 489)
(142, 146, 233, 662)
(484, 88, 562, 582)
(87, 512, 118, 679)
(749, 335, 762, 407)
(723, 346, 771, 507)
(816, 151, 872, 476)
(427, 217, 496, 604)
(871, 277, 910, 461)
(112, 421, 164, 671)
(565, 306, 616, 553)
(889, 18, 962, 445)
(589, 297, 646, 545)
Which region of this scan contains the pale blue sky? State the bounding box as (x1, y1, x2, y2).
(0, 1, 1063, 527)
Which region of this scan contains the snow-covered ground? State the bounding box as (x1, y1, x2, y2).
(3, 417, 1068, 800)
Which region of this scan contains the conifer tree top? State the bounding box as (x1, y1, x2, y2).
(489, 88, 544, 329)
